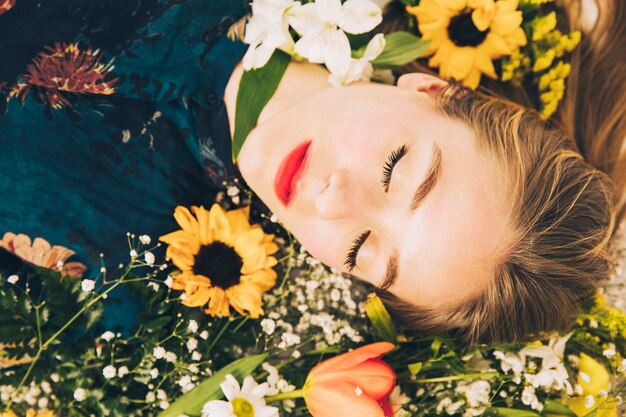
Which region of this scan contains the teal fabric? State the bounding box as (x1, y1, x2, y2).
(0, 0, 250, 334)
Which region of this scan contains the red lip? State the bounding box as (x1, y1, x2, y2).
(274, 140, 312, 207)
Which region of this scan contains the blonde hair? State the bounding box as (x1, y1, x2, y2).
(377, 0, 624, 345)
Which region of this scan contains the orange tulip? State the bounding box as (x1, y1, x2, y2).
(303, 342, 396, 417)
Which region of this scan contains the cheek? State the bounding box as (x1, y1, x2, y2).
(280, 217, 345, 270)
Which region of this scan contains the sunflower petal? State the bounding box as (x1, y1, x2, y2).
(173, 206, 200, 236)
(209, 204, 232, 244)
(242, 269, 278, 292)
(205, 287, 231, 317)
(192, 205, 214, 246)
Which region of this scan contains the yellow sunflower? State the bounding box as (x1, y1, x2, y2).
(159, 204, 279, 319)
(407, 0, 527, 88)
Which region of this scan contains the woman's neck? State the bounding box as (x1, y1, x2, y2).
(223, 59, 332, 139)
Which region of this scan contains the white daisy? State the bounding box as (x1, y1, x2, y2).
(202, 374, 279, 417)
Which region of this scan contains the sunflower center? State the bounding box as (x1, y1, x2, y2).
(447, 12, 489, 47)
(232, 398, 255, 417)
(193, 242, 243, 289)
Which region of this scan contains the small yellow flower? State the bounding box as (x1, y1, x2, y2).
(160, 204, 279, 318)
(406, 0, 527, 88)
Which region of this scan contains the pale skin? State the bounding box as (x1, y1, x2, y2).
(224, 60, 513, 308)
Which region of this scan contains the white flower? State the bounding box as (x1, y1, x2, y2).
(146, 391, 156, 402)
(187, 338, 198, 352)
(289, 0, 382, 82)
(387, 386, 411, 417)
(130, 249, 138, 258)
(100, 331, 115, 342)
(585, 395, 595, 409)
(603, 348, 616, 359)
(102, 365, 117, 379)
(328, 33, 386, 86)
(159, 400, 170, 410)
(118, 366, 129, 377)
(261, 318, 276, 335)
(153, 346, 166, 359)
(150, 368, 160, 379)
(201, 374, 279, 417)
(242, 0, 298, 70)
(144, 251, 155, 265)
(73, 388, 87, 402)
(192, 351, 203, 361)
(7, 275, 19, 284)
(139, 235, 152, 245)
(81, 279, 96, 292)
(164, 351, 177, 363)
(164, 275, 174, 288)
(200, 330, 210, 340)
(188, 320, 199, 333)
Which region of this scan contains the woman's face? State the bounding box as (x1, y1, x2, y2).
(237, 74, 512, 307)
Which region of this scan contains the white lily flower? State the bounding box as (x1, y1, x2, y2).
(242, 0, 298, 70)
(328, 33, 385, 86)
(289, 0, 383, 80)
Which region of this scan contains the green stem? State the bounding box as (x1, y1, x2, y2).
(413, 372, 500, 383)
(4, 265, 139, 412)
(206, 319, 231, 355)
(266, 388, 305, 403)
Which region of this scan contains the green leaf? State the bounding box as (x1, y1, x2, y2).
(484, 408, 542, 417)
(371, 32, 430, 69)
(365, 293, 398, 342)
(232, 50, 291, 162)
(158, 354, 269, 417)
(542, 401, 577, 417)
(408, 362, 422, 376)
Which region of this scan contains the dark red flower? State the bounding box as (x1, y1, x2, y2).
(12, 42, 119, 109)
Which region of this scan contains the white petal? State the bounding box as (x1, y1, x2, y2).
(220, 375, 241, 402)
(240, 376, 258, 397)
(256, 405, 280, 417)
(202, 400, 234, 417)
(316, 0, 344, 24)
(243, 17, 269, 45)
(362, 33, 386, 60)
(294, 30, 327, 63)
(323, 29, 352, 76)
(250, 382, 270, 399)
(288, 2, 323, 35)
(242, 42, 276, 70)
(339, 0, 383, 34)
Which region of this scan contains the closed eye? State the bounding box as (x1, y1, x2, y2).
(344, 230, 371, 272)
(381, 144, 408, 192)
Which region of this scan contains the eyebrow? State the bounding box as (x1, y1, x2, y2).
(378, 144, 443, 291)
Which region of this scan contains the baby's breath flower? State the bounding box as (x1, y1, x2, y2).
(7, 275, 19, 284)
(102, 365, 117, 379)
(188, 319, 199, 333)
(74, 388, 87, 402)
(153, 346, 166, 359)
(139, 234, 152, 245)
(144, 251, 155, 265)
(81, 279, 96, 292)
(100, 331, 115, 342)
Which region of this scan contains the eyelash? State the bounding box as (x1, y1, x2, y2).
(381, 144, 408, 192)
(344, 230, 371, 272)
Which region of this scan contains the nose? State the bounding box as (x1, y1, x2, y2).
(315, 170, 374, 220)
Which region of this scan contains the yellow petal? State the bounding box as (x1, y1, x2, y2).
(192, 205, 213, 246)
(226, 284, 264, 318)
(429, 40, 454, 67)
(490, 11, 523, 36)
(565, 396, 618, 417)
(462, 68, 482, 89)
(444, 0, 468, 14)
(173, 206, 200, 236)
(445, 47, 475, 80)
(226, 206, 251, 237)
(182, 286, 211, 307)
(481, 33, 511, 57)
(205, 287, 231, 317)
(242, 269, 278, 292)
(474, 48, 497, 78)
(160, 230, 200, 252)
(495, 0, 519, 13)
(578, 353, 610, 395)
(166, 246, 196, 271)
(209, 204, 232, 244)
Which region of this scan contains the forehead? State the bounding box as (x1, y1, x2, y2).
(389, 118, 512, 306)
